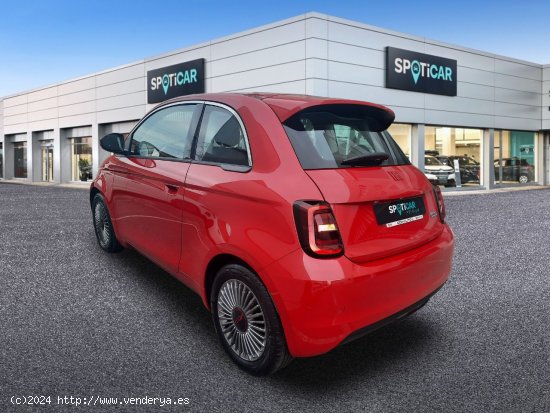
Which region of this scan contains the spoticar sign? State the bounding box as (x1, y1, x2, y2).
(386, 47, 457, 96)
(147, 59, 205, 104)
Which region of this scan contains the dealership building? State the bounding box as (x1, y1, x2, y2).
(0, 12, 549, 189)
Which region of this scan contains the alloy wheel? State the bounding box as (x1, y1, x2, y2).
(217, 279, 267, 361)
(94, 201, 111, 248)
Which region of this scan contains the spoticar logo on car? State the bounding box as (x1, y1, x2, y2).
(389, 200, 419, 216)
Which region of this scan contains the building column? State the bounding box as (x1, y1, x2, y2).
(52, 128, 62, 184)
(534, 131, 544, 184)
(26, 131, 34, 182)
(481, 128, 495, 189)
(91, 123, 99, 179)
(410, 124, 425, 171)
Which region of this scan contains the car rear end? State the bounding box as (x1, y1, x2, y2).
(259, 96, 454, 357)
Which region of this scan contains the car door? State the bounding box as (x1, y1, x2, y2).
(115, 103, 202, 274)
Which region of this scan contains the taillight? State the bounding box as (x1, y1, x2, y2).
(432, 185, 446, 223)
(293, 201, 344, 258)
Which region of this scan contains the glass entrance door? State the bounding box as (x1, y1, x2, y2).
(41, 143, 54, 182)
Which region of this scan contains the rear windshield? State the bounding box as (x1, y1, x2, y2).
(283, 107, 409, 169)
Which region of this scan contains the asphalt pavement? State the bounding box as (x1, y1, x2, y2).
(0, 182, 549, 412)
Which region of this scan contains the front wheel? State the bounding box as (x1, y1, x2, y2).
(211, 264, 292, 375)
(92, 193, 123, 253)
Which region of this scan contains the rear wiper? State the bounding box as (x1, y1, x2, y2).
(341, 152, 389, 166)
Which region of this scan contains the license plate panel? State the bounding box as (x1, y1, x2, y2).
(373, 196, 426, 227)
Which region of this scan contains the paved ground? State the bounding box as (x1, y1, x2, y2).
(0, 182, 549, 412)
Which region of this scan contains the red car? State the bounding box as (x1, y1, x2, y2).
(91, 93, 454, 375)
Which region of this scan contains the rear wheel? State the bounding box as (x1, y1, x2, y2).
(211, 264, 292, 375)
(92, 193, 122, 253)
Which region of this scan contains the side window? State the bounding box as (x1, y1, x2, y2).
(194, 105, 250, 166)
(130, 104, 198, 159)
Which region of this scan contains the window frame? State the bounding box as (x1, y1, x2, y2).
(190, 102, 253, 171)
(126, 102, 203, 163)
(125, 101, 252, 171)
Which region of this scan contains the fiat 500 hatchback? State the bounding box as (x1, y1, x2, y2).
(91, 93, 454, 375)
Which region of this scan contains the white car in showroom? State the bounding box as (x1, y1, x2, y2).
(424, 155, 455, 186)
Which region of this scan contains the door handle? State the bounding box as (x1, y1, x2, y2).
(165, 184, 179, 194)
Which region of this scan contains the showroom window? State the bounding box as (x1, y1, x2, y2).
(70, 137, 92, 182)
(14, 141, 27, 178)
(425, 126, 482, 187)
(494, 131, 535, 185)
(387, 123, 411, 158)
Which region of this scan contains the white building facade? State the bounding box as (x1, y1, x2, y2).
(1, 12, 549, 189)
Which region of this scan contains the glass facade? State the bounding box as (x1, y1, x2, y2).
(70, 137, 92, 182)
(494, 131, 535, 184)
(387, 123, 411, 157)
(425, 126, 482, 187)
(41, 141, 54, 182)
(14, 141, 28, 178)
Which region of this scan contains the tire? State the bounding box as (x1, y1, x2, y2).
(518, 175, 529, 184)
(92, 193, 123, 253)
(210, 264, 292, 375)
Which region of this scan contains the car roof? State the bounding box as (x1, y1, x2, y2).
(155, 92, 395, 129)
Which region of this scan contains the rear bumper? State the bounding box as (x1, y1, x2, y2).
(260, 225, 454, 357)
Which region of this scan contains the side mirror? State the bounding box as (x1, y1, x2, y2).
(100, 133, 126, 155)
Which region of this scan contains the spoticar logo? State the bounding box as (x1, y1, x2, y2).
(389, 201, 419, 216)
(147, 59, 205, 104)
(151, 69, 199, 96)
(386, 47, 457, 96)
(394, 58, 453, 84)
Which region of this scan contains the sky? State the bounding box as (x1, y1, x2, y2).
(1, 0, 549, 97)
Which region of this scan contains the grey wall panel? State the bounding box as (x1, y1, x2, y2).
(28, 108, 59, 123)
(459, 67, 495, 86)
(58, 76, 95, 96)
(59, 115, 94, 129)
(58, 89, 95, 107)
(328, 61, 384, 87)
(494, 116, 541, 131)
(327, 21, 425, 52)
(96, 106, 146, 125)
(327, 81, 426, 108)
(3, 113, 27, 126)
(58, 101, 95, 118)
(494, 101, 541, 120)
(306, 58, 327, 80)
(27, 87, 58, 103)
(305, 38, 327, 60)
(306, 16, 328, 38)
(211, 21, 306, 60)
(495, 59, 541, 81)
(28, 97, 58, 113)
(457, 82, 494, 101)
(145, 46, 209, 72)
(424, 44, 495, 71)
(3, 94, 27, 107)
(494, 74, 541, 93)
(230, 80, 306, 94)
(494, 88, 541, 107)
(306, 78, 328, 96)
(95, 63, 144, 88)
(391, 107, 426, 124)
(425, 95, 494, 116)
(425, 110, 494, 129)
(328, 42, 384, 69)
(96, 78, 145, 100)
(28, 120, 58, 132)
(96, 92, 145, 112)
(211, 61, 305, 92)
(210, 41, 305, 78)
(3, 104, 28, 117)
